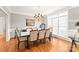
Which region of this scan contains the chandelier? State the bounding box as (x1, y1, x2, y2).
(34, 6, 44, 21)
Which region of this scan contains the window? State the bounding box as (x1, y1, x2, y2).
(58, 15, 68, 38)
(52, 17, 59, 35)
(47, 11, 68, 38)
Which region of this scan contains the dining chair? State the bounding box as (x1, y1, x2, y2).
(15, 28, 27, 49)
(28, 30, 38, 48)
(45, 29, 51, 42)
(38, 29, 46, 43)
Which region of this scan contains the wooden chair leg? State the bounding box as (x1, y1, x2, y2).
(43, 39, 46, 43)
(40, 40, 41, 43)
(28, 41, 33, 49)
(27, 39, 30, 49)
(35, 40, 39, 46)
(25, 41, 27, 48)
(49, 37, 51, 41)
(18, 42, 20, 49)
(42, 39, 44, 43)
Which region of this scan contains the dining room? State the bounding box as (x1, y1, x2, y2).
(1, 6, 79, 52)
(9, 6, 53, 51)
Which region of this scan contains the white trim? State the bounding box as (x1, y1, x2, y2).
(53, 35, 72, 42)
(6, 6, 71, 17)
(11, 11, 33, 17)
(48, 6, 75, 16)
(0, 7, 9, 15)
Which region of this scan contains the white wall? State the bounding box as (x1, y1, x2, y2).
(10, 14, 32, 28)
(10, 14, 33, 38)
(69, 7, 79, 30)
(68, 7, 79, 37)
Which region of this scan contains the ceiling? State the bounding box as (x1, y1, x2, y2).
(7, 6, 67, 16)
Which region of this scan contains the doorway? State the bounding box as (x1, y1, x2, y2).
(0, 8, 7, 40)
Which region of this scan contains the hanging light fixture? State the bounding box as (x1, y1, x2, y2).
(34, 6, 44, 21)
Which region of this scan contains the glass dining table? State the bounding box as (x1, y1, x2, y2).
(69, 35, 79, 52)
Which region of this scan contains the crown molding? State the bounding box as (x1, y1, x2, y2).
(6, 6, 77, 17)
(11, 11, 34, 17)
(4, 6, 34, 17)
(47, 6, 73, 16)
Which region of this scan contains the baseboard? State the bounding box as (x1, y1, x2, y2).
(52, 34, 71, 42)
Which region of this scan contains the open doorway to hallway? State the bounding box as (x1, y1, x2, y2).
(0, 8, 7, 41)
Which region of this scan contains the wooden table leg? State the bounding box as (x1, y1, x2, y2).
(27, 36, 30, 49)
(70, 40, 74, 52)
(25, 40, 27, 48)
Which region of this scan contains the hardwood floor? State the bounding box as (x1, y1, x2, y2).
(0, 35, 79, 52)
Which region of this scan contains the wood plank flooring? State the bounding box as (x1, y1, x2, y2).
(0, 35, 79, 52)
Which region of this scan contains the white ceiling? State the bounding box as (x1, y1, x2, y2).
(8, 6, 66, 16)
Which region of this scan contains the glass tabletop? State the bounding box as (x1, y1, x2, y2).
(68, 35, 79, 42)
